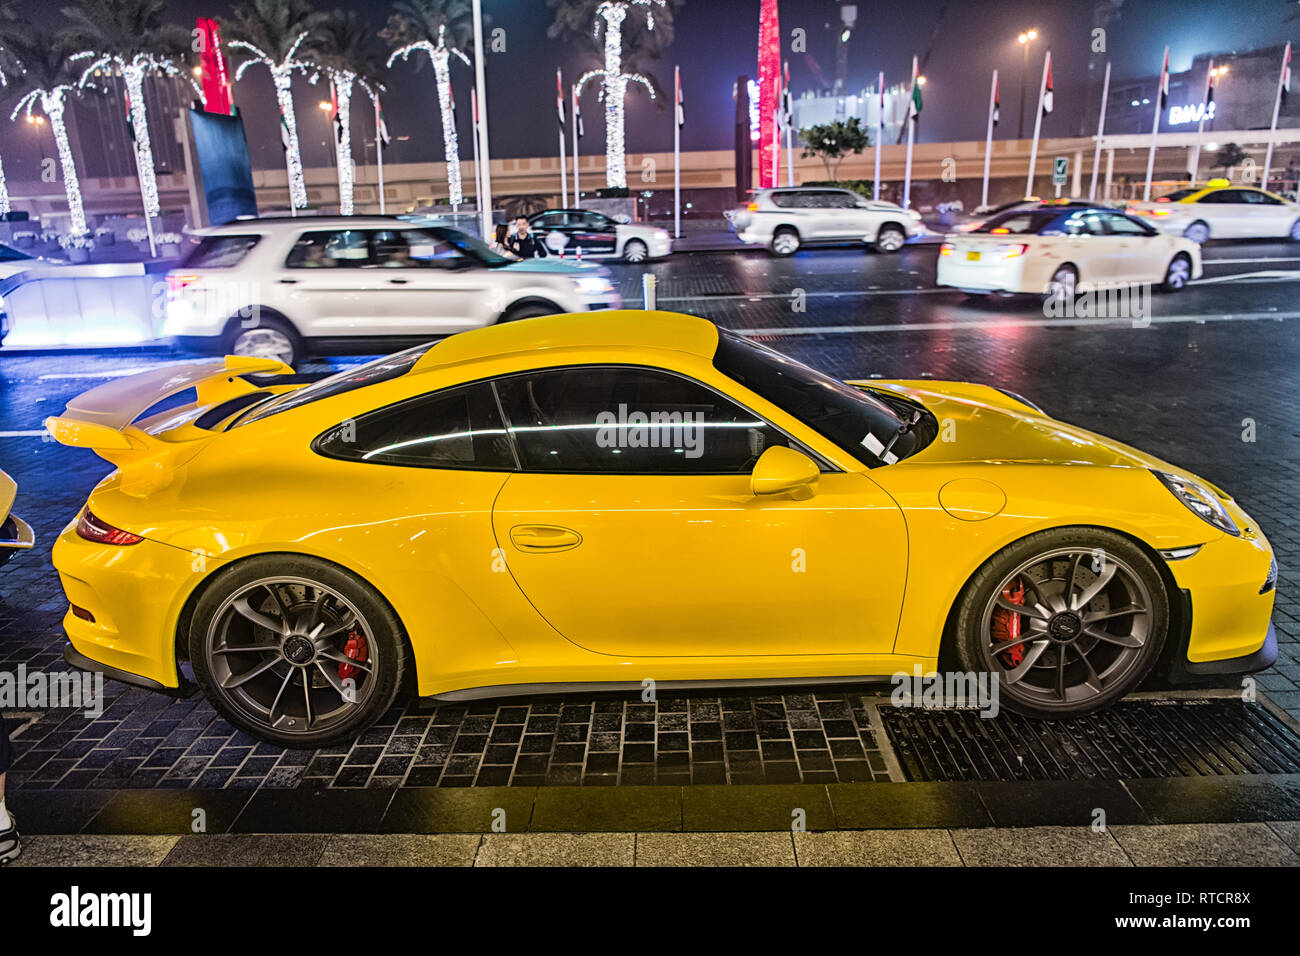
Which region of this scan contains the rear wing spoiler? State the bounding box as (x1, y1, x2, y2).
(45, 354, 293, 470)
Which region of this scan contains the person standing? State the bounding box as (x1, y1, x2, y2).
(0, 711, 18, 865)
(504, 215, 549, 258)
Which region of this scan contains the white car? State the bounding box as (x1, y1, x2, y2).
(730, 187, 923, 255)
(1126, 183, 1300, 243)
(163, 217, 622, 366)
(937, 202, 1202, 299)
(528, 209, 672, 262)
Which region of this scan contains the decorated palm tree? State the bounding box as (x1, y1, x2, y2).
(549, 0, 679, 189)
(312, 9, 385, 215)
(6, 30, 90, 235)
(225, 0, 323, 213)
(381, 0, 472, 206)
(62, 0, 193, 249)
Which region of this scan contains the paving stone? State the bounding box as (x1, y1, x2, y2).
(793, 829, 961, 866)
(474, 832, 635, 866)
(636, 831, 796, 866)
(1111, 822, 1300, 866)
(318, 833, 480, 867)
(10, 834, 179, 867)
(950, 826, 1132, 866)
(162, 834, 330, 867)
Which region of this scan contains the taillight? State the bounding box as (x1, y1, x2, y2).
(939, 242, 954, 256)
(1003, 243, 1029, 258)
(76, 510, 144, 546)
(746, 202, 758, 212)
(167, 274, 198, 298)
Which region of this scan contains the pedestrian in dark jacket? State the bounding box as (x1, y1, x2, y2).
(504, 215, 548, 258)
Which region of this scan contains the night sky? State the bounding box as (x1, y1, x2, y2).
(3, 0, 1299, 174)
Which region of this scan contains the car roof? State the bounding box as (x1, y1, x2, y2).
(410, 310, 720, 374)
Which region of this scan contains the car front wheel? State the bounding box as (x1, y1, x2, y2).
(770, 227, 800, 256)
(227, 315, 300, 367)
(1161, 253, 1192, 292)
(953, 527, 1168, 718)
(623, 238, 649, 262)
(1289, 219, 1300, 242)
(189, 555, 410, 748)
(875, 224, 906, 253)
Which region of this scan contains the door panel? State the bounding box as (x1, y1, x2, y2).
(492, 471, 908, 658)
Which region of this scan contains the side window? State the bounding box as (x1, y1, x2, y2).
(494, 366, 794, 474)
(1199, 190, 1241, 204)
(314, 382, 514, 469)
(769, 191, 797, 208)
(285, 230, 371, 268)
(537, 212, 568, 228)
(1104, 213, 1152, 235)
(829, 191, 860, 208)
(370, 229, 466, 268)
(581, 212, 613, 229)
(1244, 190, 1281, 205)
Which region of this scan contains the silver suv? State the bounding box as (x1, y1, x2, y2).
(163, 216, 621, 366)
(731, 187, 923, 256)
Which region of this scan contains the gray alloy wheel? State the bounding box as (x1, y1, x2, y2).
(875, 225, 906, 253)
(1289, 219, 1300, 242)
(1183, 221, 1211, 244)
(1162, 254, 1192, 292)
(232, 326, 297, 365)
(622, 238, 649, 262)
(1045, 265, 1077, 305)
(770, 227, 800, 256)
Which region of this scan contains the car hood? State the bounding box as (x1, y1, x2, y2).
(500, 259, 606, 276)
(855, 379, 1192, 476)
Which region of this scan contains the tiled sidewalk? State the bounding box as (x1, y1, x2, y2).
(9, 822, 1300, 867)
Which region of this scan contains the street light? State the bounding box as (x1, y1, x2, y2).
(1017, 28, 1039, 140)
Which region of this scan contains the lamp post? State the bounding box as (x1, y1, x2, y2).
(1017, 28, 1038, 140)
(318, 101, 337, 170)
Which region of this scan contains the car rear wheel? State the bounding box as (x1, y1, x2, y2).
(622, 238, 649, 263)
(1183, 221, 1210, 244)
(1161, 253, 1192, 292)
(875, 224, 906, 253)
(953, 528, 1168, 718)
(189, 555, 410, 748)
(227, 315, 300, 367)
(770, 227, 800, 256)
(1044, 265, 1077, 306)
(1289, 219, 1300, 242)
(500, 300, 562, 323)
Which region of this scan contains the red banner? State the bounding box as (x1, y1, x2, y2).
(196, 17, 234, 115)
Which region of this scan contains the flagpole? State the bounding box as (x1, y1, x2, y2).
(471, 0, 493, 241)
(1263, 41, 1290, 189)
(903, 56, 918, 209)
(783, 61, 794, 187)
(574, 84, 585, 209)
(374, 97, 386, 215)
(771, 73, 780, 188)
(1026, 50, 1050, 198)
(1143, 46, 1169, 201)
(470, 88, 483, 219)
(981, 69, 997, 209)
(1189, 60, 1213, 187)
(1089, 61, 1111, 201)
(873, 70, 883, 200)
(557, 69, 568, 207)
(674, 64, 681, 239)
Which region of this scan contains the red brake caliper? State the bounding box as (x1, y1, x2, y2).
(990, 578, 1026, 666)
(338, 628, 368, 681)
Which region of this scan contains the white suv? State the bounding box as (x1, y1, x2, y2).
(730, 187, 923, 255)
(163, 217, 622, 365)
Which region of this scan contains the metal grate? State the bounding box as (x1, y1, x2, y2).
(880, 698, 1300, 782)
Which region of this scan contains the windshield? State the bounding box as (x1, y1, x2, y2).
(713, 329, 935, 467)
(975, 210, 1062, 235)
(234, 344, 433, 425)
(0, 243, 33, 263)
(430, 227, 512, 267)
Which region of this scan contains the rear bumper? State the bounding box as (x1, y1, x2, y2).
(0, 514, 34, 567)
(63, 642, 192, 695)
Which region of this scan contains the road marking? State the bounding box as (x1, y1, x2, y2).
(1202, 256, 1300, 265)
(734, 310, 1300, 337)
(660, 288, 952, 303)
(0, 430, 48, 437)
(1191, 270, 1300, 285)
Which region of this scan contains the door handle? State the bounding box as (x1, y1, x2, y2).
(509, 525, 582, 552)
(388, 278, 410, 284)
(277, 278, 298, 284)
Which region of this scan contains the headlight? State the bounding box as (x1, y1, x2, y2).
(572, 276, 615, 296)
(908, 210, 923, 221)
(1152, 470, 1239, 536)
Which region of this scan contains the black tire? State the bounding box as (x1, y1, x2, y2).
(188, 554, 411, 748)
(223, 312, 302, 367)
(1161, 253, 1193, 293)
(1289, 219, 1300, 242)
(1183, 220, 1210, 244)
(499, 300, 562, 323)
(770, 226, 800, 256)
(952, 527, 1169, 718)
(1043, 264, 1078, 307)
(622, 238, 649, 263)
(874, 223, 907, 253)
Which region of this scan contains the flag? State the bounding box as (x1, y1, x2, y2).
(280, 112, 291, 151)
(992, 73, 1000, 126)
(124, 88, 136, 142)
(909, 77, 922, 121)
(1283, 43, 1292, 107)
(556, 68, 566, 128)
(1205, 60, 1215, 106)
(574, 88, 584, 138)
(329, 81, 343, 144)
(376, 97, 390, 148)
(780, 60, 792, 128)
(1157, 48, 1170, 109)
(1042, 56, 1054, 114)
(471, 87, 478, 133)
(675, 65, 685, 127)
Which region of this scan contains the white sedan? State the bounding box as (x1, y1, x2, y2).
(1126, 183, 1300, 243)
(528, 209, 672, 262)
(938, 202, 1202, 299)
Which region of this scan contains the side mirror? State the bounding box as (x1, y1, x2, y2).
(750, 445, 820, 500)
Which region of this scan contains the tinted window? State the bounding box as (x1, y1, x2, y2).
(494, 366, 794, 474)
(314, 382, 514, 469)
(580, 212, 614, 229)
(536, 212, 569, 228)
(182, 234, 260, 268)
(1062, 211, 1107, 236)
(975, 210, 1063, 234)
(770, 191, 808, 208)
(236, 345, 432, 425)
(1198, 190, 1245, 204)
(1242, 190, 1282, 205)
(1103, 212, 1156, 236)
(371, 229, 468, 268)
(713, 329, 936, 467)
(0, 243, 32, 262)
(285, 229, 371, 267)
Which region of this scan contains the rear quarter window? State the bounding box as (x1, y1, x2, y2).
(181, 234, 262, 268)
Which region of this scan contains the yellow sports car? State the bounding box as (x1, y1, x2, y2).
(47, 312, 1276, 746)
